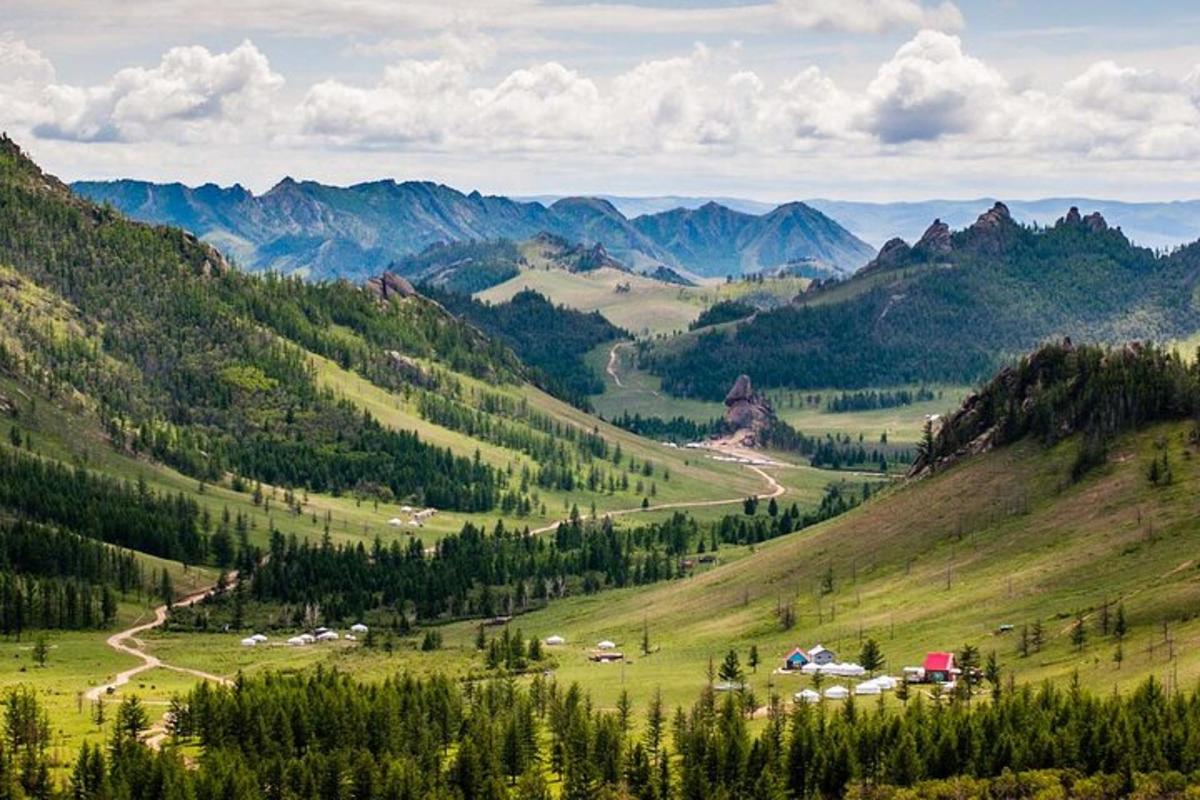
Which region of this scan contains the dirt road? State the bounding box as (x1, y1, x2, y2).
(530, 462, 785, 535)
(85, 583, 232, 703)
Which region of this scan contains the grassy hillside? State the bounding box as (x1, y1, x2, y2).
(123, 413, 1200, 732)
(478, 268, 807, 335)
(430, 419, 1200, 713)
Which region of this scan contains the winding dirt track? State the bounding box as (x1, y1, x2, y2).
(85, 581, 233, 703)
(530, 463, 784, 535)
(606, 342, 627, 387)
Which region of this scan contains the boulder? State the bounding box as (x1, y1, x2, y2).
(366, 272, 416, 302)
(386, 350, 432, 387)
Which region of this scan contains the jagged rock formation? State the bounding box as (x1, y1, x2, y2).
(861, 238, 912, 273)
(723, 375, 776, 446)
(1058, 206, 1111, 233)
(529, 233, 628, 273)
(365, 272, 416, 302)
(914, 218, 953, 256)
(858, 203, 1117, 277)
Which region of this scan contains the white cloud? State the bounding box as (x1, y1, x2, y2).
(290, 29, 1200, 165)
(5, 25, 1200, 199)
(0, 34, 56, 127)
(30, 41, 282, 143)
(0, 33, 55, 84)
(862, 30, 1007, 143)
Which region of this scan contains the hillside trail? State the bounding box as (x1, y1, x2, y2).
(85, 578, 235, 704)
(530, 462, 786, 535)
(606, 342, 627, 387)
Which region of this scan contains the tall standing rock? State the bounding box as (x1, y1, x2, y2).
(724, 375, 776, 446)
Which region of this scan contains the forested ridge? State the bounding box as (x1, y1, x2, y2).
(4, 669, 1200, 799)
(645, 205, 1200, 399)
(0, 136, 530, 511)
(912, 340, 1200, 477)
(423, 287, 625, 409)
(182, 501, 848, 628)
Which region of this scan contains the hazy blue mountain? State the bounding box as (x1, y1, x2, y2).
(807, 197, 1200, 251)
(521, 194, 777, 218)
(75, 177, 560, 279)
(632, 201, 874, 277)
(73, 178, 874, 280)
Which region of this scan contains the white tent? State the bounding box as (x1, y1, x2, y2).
(351, 623, 369, 633)
(545, 635, 566, 646)
(872, 676, 898, 690)
(794, 689, 821, 704)
(597, 640, 617, 650)
(823, 686, 850, 699)
(344, 634, 357, 641)
(316, 631, 339, 641)
(800, 663, 821, 674)
(240, 637, 258, 647)
(388, 518, 404, 527)
(824, 662, 866, 677)
(854, 681, 882, 695)
(251, 633, 268, 643)
(287, 636, 310, 647)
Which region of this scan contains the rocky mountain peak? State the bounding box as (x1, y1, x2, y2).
(1064, 206, 1083, 225)
(974, 202, 1012, 230)
(860, 237, 913, 274)
(915, 218, 953, 255)
(1083, 211, 1108, 232)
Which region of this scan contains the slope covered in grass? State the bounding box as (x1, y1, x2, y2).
(461, 418, 1200, 715)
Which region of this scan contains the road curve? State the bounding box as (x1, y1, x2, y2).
(85, 581, 233, 702)
(530, 463, 784, 535)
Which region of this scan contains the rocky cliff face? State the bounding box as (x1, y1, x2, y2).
(723, 374, 776, 446)
(857, 203, 1119, 278)
(365, 272, 417, 302)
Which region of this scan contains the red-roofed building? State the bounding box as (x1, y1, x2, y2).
(922, 652, 957, 684)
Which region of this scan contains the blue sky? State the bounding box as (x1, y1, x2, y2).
(2, 0, 1198, 201)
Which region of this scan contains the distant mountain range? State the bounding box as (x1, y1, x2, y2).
(71, 179, 873, 282)
(537, 193, 1200, 253)
(805, 198, 1200, 252)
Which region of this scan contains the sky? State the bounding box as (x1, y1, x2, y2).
(2, 0, 1199, 202)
